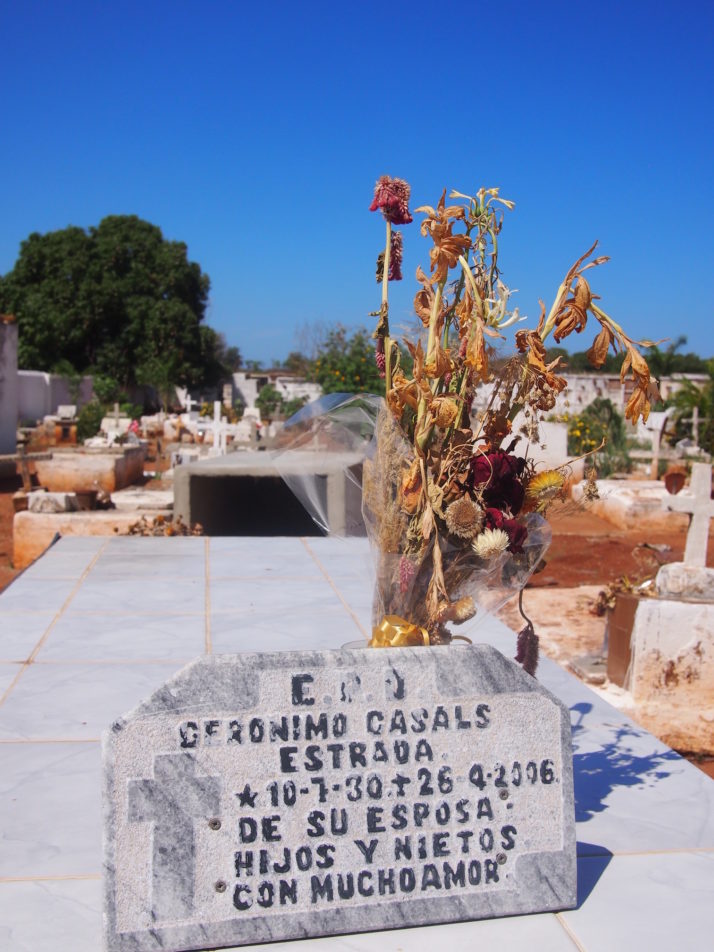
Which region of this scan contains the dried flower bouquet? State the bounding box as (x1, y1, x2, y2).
(365, 176, 654, 671)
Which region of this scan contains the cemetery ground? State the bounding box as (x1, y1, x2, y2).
(0, 467, 712, 780)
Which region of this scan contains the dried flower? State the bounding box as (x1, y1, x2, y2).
(376, 230, 404, 283)
(472, 528, 510, 559)
(525, 470, 565, 511)
(375, 337, 386, 378)
(471, 451, 526, 515)
(445, 496, 484, 540)
(484, 507, 528, 554)
(515, 621, 539, 677)
(370, 175, 413, 225)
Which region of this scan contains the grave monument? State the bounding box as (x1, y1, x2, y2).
(104, 647, 576, 951)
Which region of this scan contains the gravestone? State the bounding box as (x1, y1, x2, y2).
(616, 462, 714, 752)
(104, 647, 576, 952)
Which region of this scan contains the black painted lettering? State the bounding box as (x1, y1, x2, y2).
(432, 706, 449, 731)
(394, 835, 411, 860)
(366, 711, 383, 734)
(391, 803, 408, 830)
(228, 720, 241, 744)
(390, 709, 407, 734)
(456, 831, 473, 854)
(249, 718, 264, 743)
(295, 846, 312, 871)
(269, 717, 289, 742)
(279, 879, 298, 905)
(238, 818, 257, 843)
(204, 719, 220, 744)
(433, 832, 449, 857)
(373, 741, 388, 762)
(349, 742, 367, 768)
(475, 704, 490, 728)
(378, 867, 396, 895)
(410, 708, 427, 733)
(468, 860, 482, 884)
(357, 870, 374, 896)
(292, 674, 315, 706)
(455, 798, 470, 823)
(443, 860, 465, 888)
(273, 849, 291, 874)
(179, 721, 198, 749)
(421, 864, 442, 890)
(304, 745, 323, 772)
(233, 884, 251, 910)
(316, 844, 335, 868)
(484, 859, 499, 883)
(332, 713, 347, 736)
(310, 874, 333, 903)
(367, 807, 385, 833)
(305, 713, 328, 740)
(337, 872, 354, 898)
(354, 838, 379, 863)
(331, 808, 348, 835)
(234, 851, 253, 875)
(394, 740, 410, 764)
(306, 811, 324, 838)
(479, 828, 494, 852)
(279, 746, 298, 773)
(414, 740, 433, 762)
(500, 825, 517, 850)
(399, 867, 416, 892)
(414, 803, 429, 827)
(477, 797, 493, 820)
(261, 816, 281, 842)
(455, 705, 471, 729)
(257, 881, 274, 908)
(326, 743, 344, 768)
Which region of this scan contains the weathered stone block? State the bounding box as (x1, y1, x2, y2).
(103, 647, 576, 951)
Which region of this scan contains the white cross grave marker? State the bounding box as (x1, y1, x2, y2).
(666, 462, 714, 566)
(183, 393, 197, 414)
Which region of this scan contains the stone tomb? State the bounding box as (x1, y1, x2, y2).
(103, 647, 576, 951)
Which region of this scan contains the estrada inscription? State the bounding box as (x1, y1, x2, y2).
(103, 647, 576, 951)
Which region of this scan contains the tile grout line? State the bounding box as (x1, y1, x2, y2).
(300, 538, 368, 639)
(555, 912, 587, 951)
(204, 536, 212, 654)
(0, 540, 110, 709)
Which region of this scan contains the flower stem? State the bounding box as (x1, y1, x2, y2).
(382, 220, 392, 394)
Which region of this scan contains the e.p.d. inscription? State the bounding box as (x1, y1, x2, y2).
(103, 646, 576, 951)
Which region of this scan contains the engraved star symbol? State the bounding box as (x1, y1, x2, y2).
(236, 784, 258, 808)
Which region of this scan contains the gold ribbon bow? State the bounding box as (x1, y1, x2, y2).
(369, 614, 430, 648)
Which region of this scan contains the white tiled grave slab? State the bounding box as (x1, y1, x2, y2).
(0, 535, 712, 952)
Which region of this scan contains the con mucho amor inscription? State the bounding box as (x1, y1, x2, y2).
(111, 662, 565, 933)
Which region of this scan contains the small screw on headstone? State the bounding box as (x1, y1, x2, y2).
(208, 818, 221, 830)
(496, 852, 507, 865)
(499, 789, 509, 800)
(214, 880, 227, 893)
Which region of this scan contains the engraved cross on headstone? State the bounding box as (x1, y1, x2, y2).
(128, 754, 221, 921)
(665, 462, 714, 567)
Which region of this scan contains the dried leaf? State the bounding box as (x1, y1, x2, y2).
(587, 325, 613, 367)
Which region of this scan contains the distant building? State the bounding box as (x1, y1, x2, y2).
(231, 370, 322, 414)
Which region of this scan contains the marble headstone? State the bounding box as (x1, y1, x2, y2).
(103, 647, 576, 951)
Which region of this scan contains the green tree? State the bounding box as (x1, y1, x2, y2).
(567, 398, 630, 476)
(255, 383, 283, 419)
(669, 360, 714, 454)
(312, 326, 383, 394)
(0, 215, 213, 393)
(283, 395, 308, 418)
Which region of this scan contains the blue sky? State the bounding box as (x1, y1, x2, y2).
(2, 0, 713, 365)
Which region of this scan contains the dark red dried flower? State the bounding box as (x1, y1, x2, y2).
(375, 337, 386, 378)
(399, 555, 416, 594)
(484, 507, 528, 553)
(370, 175, 413, 225)
(515, 621, 539, 676)
(389, 230, 403, 281)
(471, 451, 526, 515)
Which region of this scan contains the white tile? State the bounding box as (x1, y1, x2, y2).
(88, 551, 202, 579)
(0, 662, 182, 740)
(209, 536, 323, 579)
(209, 578, 344, 615)
(19, 550, 101, 580)
(0, 878, 102, 952)
(37, 612, 206, 662)
(562, 851, 714, 950)
(68, 577, 205, 614)
(0, 663, 23, 695)
(0, 614, 53, 661)
(210, 610, 365, 654)
(0, 578, 78, 614)
(235, 911, 578, 951)
(0, 742, 101, 876)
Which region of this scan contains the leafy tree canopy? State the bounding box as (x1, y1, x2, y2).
(311, 325, 385, 395)
(0, 215, 225, 392)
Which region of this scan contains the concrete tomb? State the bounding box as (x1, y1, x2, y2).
(103, 647, 576, 951)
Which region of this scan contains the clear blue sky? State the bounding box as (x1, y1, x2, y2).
(2, 0, 713, 365)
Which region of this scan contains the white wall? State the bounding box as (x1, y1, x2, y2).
(17, 371, 94, 423)
(0, 322, 19, 453)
